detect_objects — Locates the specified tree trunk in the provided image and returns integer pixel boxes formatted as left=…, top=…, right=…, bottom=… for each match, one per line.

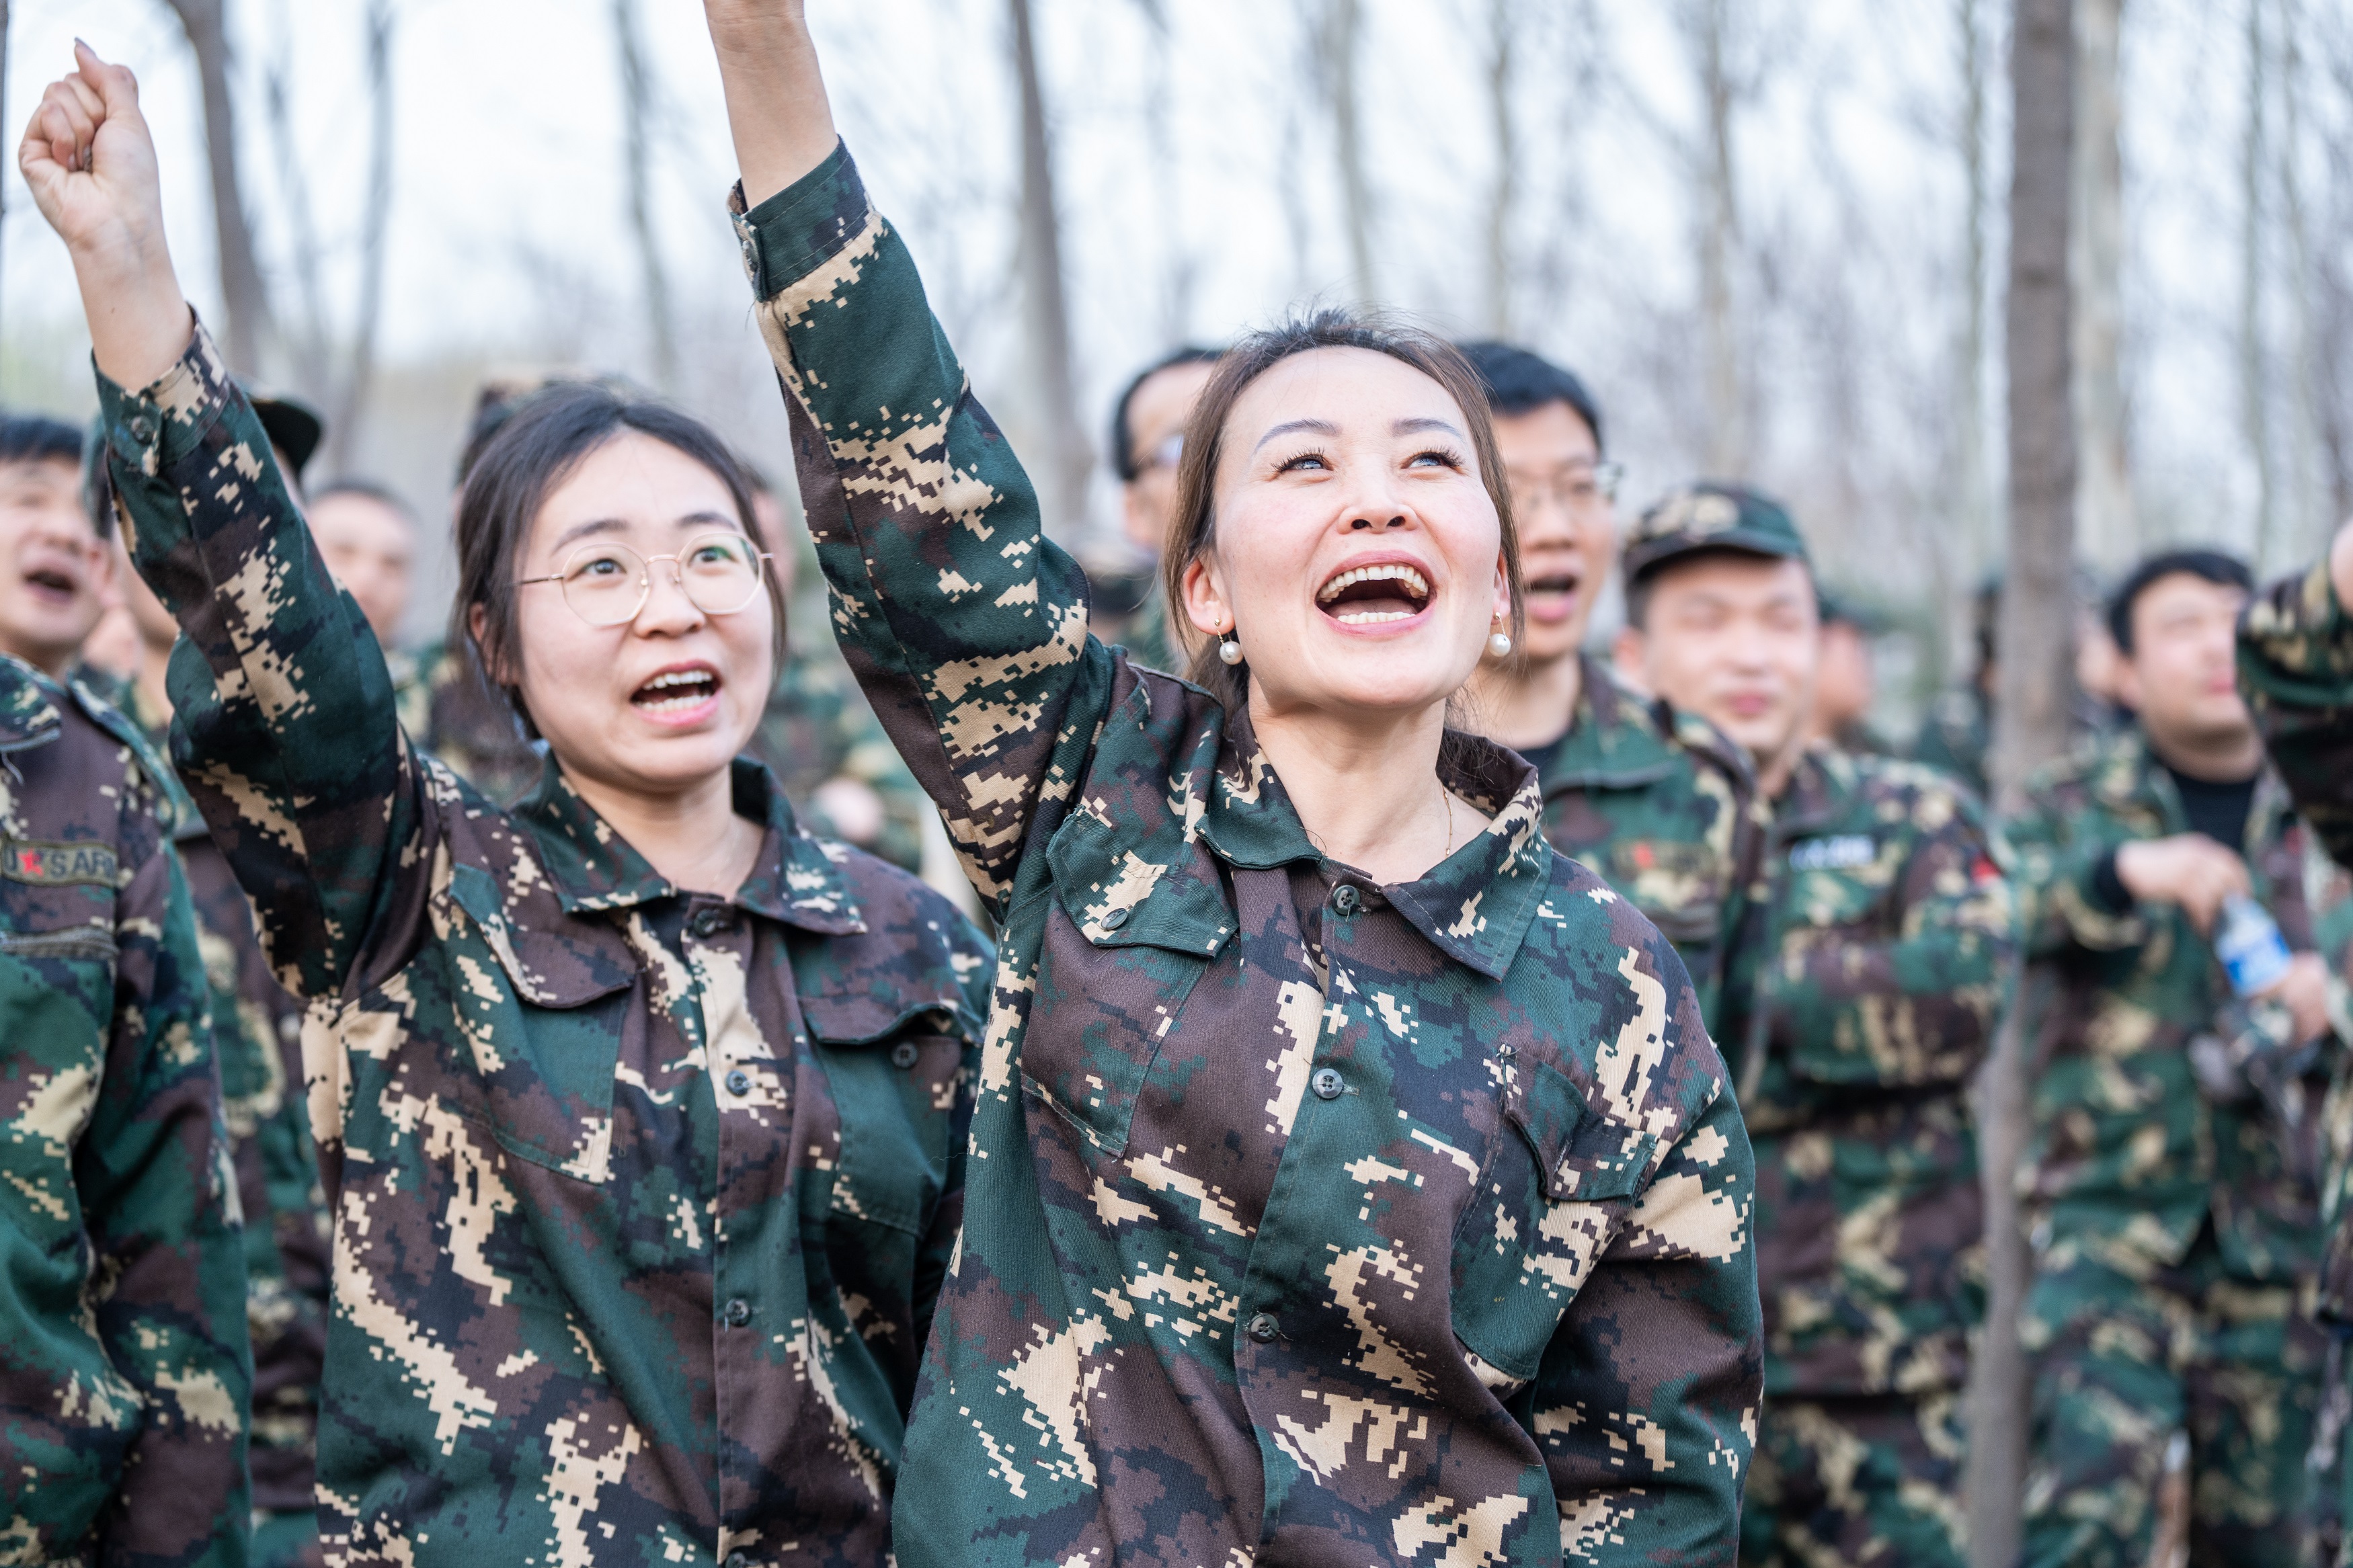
left=1483, top=0, right=1516, bottom=337
left=2244, top=0, right=2276, bottom=567
left=1970, top=2, right=2076, bottom=1563
left=161, top=0, right=274, bottom=377
left=1317, top=0, right=1377, bottom=306
left=0, top=0, right=12, bottom=354
left=2280, top=0, right=2321, bottom=569
left=1008, top=0, right=1093, bottom=539
left=614, top=0, right=676, bottom=391
left=1951, top=0, right=1993, bottom=671
left=261, top=0, right=328, bottom=399
left=1693, top=0, right=1745, bottom=477
left=2072, top=0, right=2132, bottom=575
left=327, top=0, right=397, bottom=476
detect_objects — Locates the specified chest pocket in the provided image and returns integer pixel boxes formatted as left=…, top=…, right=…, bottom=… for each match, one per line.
left=803, top=987, right=965, bottom=1236
left=1451, top=1054, right=1659, bottom=1385
left=1606, top=838, right=1727, bottom=946
left=1025, top=811, right=1231, bottom=1157
left=440, top=863, right=635, bottom=1181
left=0, top=921, right=117, bottom=1244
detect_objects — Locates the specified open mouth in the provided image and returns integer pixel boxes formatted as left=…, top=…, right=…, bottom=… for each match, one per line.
left=1524, top=570, right=1583, bottom=622
left=22, top=567, right=76, bottom=604
left=1315, top=562, right=1432, bottom=626
left=631, top=665, right=721, bottom=716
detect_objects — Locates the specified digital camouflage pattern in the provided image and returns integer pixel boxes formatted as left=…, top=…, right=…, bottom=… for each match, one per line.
left=108, top=675, right=331, bottom=1564
left=741, top=142, right=1763, bottom=1566
left=2007, top=723, right=2329, bottom=1567
left=1739, top=1392, right=1965, bottom=1568
left=1724, top=746, right=2013, bottom=1567
left=1526, top=651, right=1758, bottom=1029
left=100, top=322, right=994, bottom=1567
left=748, top=650, right=930, bottom=875
left=0, top=653, right=251, bottom=1566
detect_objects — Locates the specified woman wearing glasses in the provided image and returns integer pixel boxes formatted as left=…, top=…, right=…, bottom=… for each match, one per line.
left=707, top=7, right=1759, bottom=1565
left=26, top=44, right=988, bottom=1567
left=1453, top=342, right=1759, bottom=1028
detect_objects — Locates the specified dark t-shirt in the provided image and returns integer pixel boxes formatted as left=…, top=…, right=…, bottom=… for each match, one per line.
left=2089, top=761, right=2258, bottom=913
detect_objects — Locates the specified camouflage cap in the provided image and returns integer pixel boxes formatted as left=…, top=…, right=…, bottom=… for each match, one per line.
left=1623, top=481, right=1810, bottom=584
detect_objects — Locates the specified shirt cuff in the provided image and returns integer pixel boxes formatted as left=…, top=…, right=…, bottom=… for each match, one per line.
left=92, top=314, right=235, bottom=480
left=727, top=137, right=865, bottom=302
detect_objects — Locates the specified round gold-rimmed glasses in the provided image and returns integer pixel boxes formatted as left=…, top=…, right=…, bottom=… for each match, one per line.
left=516, top=532, right=774, bottom=626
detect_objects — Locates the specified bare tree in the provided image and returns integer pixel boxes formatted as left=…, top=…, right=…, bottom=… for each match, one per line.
left=2073, top=0, right=2133, bottom=574
left=160, top=0, right=276, bottom=376
left=1008, top=0, right=1093, bottom=538
left=1971, top=1, right=2077, bottom=1562
left=1482, top=0, right=1517, bottom=337
left=2280, top=0, right=2323, bottom=568
left=614, top=0, right=676, bottom=391
left=2243, top=0, right=2277, bottom=567
left=1952, top=0, right=1994, bottom=609
left=1131, top=0, right=1196, bottom=348
left=1312, top=0, right=1378, bottom=305
left=329, top=0, right=397, bottom=474
left=0, top=0, right=13, bottom=353
left=1683, top=0, right=1747, bottom=476
left=261, top=0, right=329, bottom=398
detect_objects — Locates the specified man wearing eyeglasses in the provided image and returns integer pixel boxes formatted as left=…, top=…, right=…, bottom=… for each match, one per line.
left=1459, top=341, right=1760, bottom=1026
left=1103, top=346, right=1220, bottom=673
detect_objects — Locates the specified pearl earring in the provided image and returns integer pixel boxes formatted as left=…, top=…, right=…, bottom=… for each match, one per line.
left=1488, top=630, right=1513, bottom=659
left=1218, top=634, right=1243, bottom=665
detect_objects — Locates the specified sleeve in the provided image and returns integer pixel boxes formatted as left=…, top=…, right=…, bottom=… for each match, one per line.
left=737, top=143, right=1114, bottom=921
left=82, top=841, right=252, bottom=1566
left=96, top=323, right=431, bottom=1000
left=1765, top=791, right=2019, bottom=1087
left=2002, top=780, right=2146, bottom=960
left=1531, top=1055, right=1759, bottom=1562
left=2239, top=560, right=2353, bottom=869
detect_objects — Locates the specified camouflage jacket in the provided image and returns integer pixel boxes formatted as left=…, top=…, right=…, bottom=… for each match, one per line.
left=0, top=654, right=252, bottom=1565
left=742, top=142, right=1761, bottom=1566
left=1911, top=686, right=1992, bottom=799
left=1727, top=746, right=2014, bottom=1398
left=101, top=324, right=994, bottom=1567
left=2237, top=561, right=2353, bottom=1319
left=1527, top=653, right=1758, bottom=1028
left=748, top=652, right=930, bottom=875
left=112, top=677, right=330, bottom=1518
left=2007, top=723, right=2325, bottom=1281
left=1117, top=589, right=1184, bottom=675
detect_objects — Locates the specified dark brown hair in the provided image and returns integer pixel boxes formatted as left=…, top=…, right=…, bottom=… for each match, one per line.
left=1157, top=308, right=1525, bottom=712
left=452, top=382, right=785, bottom=735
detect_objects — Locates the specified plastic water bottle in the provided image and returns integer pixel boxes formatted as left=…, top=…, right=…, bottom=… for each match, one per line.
left=2215, top=893, right=2294, bottom=997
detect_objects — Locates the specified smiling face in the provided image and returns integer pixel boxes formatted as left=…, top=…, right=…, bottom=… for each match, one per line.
left=1622, top=551, right=1820, bottom=783
left=310, top=489, right=416, bottom=645
left=1493, top=400, right=1612, bottom=664
left=487, top=431, right=775, bottom=802
left=1179, top=346, right=1511, bottom=724
left=0, top=456, right=112, bottom=673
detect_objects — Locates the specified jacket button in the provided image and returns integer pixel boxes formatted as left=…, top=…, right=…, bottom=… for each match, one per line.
left=1246, top=1313, right=1279, bottom=1343
left=1312, top=1067, right=1344, bottom=1100
left=724, top=1069, right=752, bottom=1097
left=129, top=415, right=155, bottom=442
left=691, top=907, right=733, bottom=938
left=891, top=1040, right=920, bottom=1069
left=1100, top=905, right=1131, bottom=931
left=723, top=1298, right=752, bottom=1327
left=725, top=1553, right=750, bottom=1568
left=1330, top=884, right=1360, bottom=916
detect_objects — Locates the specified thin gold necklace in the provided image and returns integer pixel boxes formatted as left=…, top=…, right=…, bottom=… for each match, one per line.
left=1441, top=784, right=1455, bottom=860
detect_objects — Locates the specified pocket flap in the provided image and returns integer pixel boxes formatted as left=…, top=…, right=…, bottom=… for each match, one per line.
left=1047, top=814, right=1234, bottom=960
left=1510, top=1059, right=1658, bottom=1203
left=447, top=861, right=635, bottom=1009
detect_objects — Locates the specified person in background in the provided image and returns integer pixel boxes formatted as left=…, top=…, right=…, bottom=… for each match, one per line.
left=1101, top=345, right=1219, bottom=670
left=0, top=412, right=251, bottom=1563
left=2010, top=548, right=2329, bottom=1566
left=87, top=436, right=332, bottom=1568
left=1808, top=591, right=1892, bottom=755
left=1616, top=482, right=2013, bottom=1568
left=32, top=36, right=995, bottom=1563
left=2236, top=516, right=2353, bottom=1564
left=742, top=467, right=932, bottom=873
left=1457, top=340, right=1759, bottom=1027
left=308, top=479, right=416, bottom=647
left=1916, top=571, right=2128, bottom=799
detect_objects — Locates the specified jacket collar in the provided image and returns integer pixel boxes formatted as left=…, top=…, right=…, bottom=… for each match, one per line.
left=1536, top=653, right=1755, bottom=796
left=2085, top=721, right=2293, bottom=847
left=511, top=753, right=865, bottom=934
left=1197, top=700, right=1553, bottom=981
left=0, top=655, right=62, bottom=754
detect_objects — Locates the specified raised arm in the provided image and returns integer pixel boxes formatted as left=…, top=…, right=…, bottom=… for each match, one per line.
left=2240, top=544, right=2353, bottom=869
left=24, top=46, right=426, bottom=999
left=709, top=9, right=1112, bottom=917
